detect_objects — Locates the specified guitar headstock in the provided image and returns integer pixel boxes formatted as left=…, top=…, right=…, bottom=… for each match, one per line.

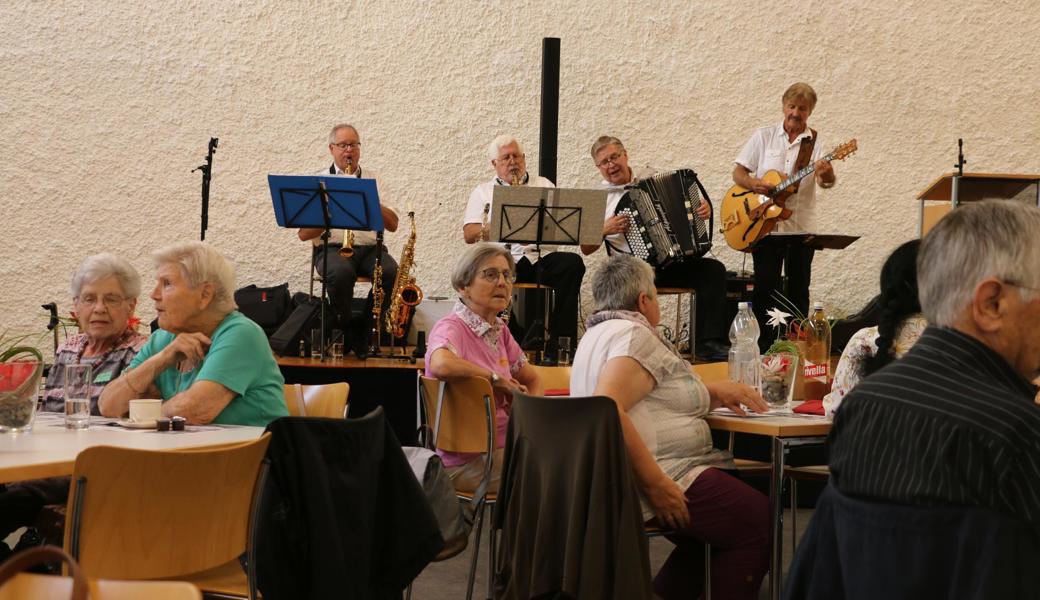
left=832, top=139, right=858, bottom=161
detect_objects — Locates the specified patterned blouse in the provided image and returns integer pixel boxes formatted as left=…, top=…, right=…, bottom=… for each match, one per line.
left=822, top=314, right=927, bottom=417
left=42, top=330, right=149, bottom=414
left=424, top=299, right=527, bottom=468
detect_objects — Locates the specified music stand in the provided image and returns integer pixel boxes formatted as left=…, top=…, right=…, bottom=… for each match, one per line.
left=489, top=186, right=605, bottom=359
left=755, top=232, right=859, bottom=252
left=269, top=173, right=384, bottom=359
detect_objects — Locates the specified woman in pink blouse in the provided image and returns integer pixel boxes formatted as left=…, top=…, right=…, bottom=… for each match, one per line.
left=425, top=243, right=542, bottom=493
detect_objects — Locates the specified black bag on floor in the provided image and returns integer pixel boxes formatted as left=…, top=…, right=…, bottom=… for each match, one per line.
left=235, top=283, right=293, bottom=337
left=269, top=293, right=335, bottom=356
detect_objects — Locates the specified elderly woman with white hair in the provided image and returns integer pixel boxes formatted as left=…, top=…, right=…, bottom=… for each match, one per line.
left=40, top=253, right=149, bottom=413
left=425, top=242, right=543, bottom=492
left=100, top=241, right=287, bottom=426
left=570, top=254, right=770, bottom=600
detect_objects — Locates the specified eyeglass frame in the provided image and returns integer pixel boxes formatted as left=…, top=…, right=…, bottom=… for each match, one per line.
left=331, top=142, right=361, bottom=151
left=75, top=294, right=128, bottom=309
left=478, top=267, right=517, bottom=284
left=1001, top=279, right=1040, bottom=295
left=595, top=150, right=626, bottom=169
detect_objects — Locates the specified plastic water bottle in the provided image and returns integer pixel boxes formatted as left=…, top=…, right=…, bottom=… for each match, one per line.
left=728, top=302, right=761, bottom=389
left=803, top=302, right=832, bottom=401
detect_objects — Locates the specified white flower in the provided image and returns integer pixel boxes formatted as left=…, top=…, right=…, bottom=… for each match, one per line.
left=766, top=308, right=792, bottom=328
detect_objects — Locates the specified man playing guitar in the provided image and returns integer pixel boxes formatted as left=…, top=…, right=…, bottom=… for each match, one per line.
left=732, top=82, right=838, bottom=349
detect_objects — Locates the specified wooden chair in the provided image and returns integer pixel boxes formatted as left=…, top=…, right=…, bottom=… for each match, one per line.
left=63, top=435, right=273, bottom=599
left=283, top=382, right=349, bottom=418
left=0, top=573, right=201, bottom=600
left=418, top=374, right=496, bottom=600
left=528, top=364, right=571, bottom=393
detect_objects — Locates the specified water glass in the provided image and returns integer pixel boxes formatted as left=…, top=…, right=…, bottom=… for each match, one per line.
left=557, top=336, right=572, bottom=367
left=64, top=364, right=93, bottom=429
left=310, top=329, right=324, bottom=359
left=330, top=329, right=345, bottom=359
left=759, top=352, right=799, bottom=410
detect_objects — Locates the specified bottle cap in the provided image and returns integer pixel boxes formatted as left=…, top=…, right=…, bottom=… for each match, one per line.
left=738, top=301, right=749, bottom=309
left=813, top=301, right=823, bottom=310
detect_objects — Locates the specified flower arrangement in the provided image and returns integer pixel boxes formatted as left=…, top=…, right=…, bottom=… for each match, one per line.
left=763, top=292, right=842, bottom=356
left=0, top=332, right=45, bottom=431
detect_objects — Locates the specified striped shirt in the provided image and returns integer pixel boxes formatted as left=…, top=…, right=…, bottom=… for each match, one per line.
left=42, top=330, right=149, bottom=414
left=828, top=326, right=1040, bottom=527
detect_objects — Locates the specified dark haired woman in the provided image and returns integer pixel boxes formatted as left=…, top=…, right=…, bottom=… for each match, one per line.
left=823, top=240, right=927, bottom=417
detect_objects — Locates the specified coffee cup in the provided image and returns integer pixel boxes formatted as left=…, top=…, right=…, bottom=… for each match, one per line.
left=129, top=399, right=163, bottom=423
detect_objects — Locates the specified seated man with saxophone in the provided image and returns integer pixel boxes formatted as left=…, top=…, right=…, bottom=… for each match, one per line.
left=582, top=135, right=731, bottom=361
left=298, top=123, right=399, bottom=357
left=462, top=135, right=585, bottom=361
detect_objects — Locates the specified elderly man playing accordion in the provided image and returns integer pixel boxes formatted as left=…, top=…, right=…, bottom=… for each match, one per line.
left=581, top=135, right=731, bottom=361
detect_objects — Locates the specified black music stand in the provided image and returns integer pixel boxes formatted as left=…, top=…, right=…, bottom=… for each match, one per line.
left=269, top=174, right=384, bottom=360
left=490, top=186, right=605, bottom=360
left=755, top=232, right=859, bottom=253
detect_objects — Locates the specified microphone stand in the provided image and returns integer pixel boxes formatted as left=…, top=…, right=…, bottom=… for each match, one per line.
left=192, top=137, right=218, bottom=241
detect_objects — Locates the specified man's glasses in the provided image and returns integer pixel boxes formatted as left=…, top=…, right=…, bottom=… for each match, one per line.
left=479, top=268, right=517, bottom=284
left=596, top=152, right=624, bottom=169
left=495, top=153, right=524, bottom=163
left=76, top=294, right=127, bottom=309
left=331, top=142, right=361, bottom=151
left=1001, top=279, right=1040, bottom=294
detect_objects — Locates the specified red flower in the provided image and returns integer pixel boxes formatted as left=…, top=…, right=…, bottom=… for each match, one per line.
left=127, top=316, right=142, bottom=330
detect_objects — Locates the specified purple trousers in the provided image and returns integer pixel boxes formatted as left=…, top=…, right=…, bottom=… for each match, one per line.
left=653, top=467, right=770, bottom=600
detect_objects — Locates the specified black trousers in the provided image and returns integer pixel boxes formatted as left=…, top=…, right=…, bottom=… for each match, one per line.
left=313, top=244, right=398, bottom=344
left=751, top=244, right=815, bottom=352
left=654, top=256, right=729, bottom=344
left=515, top=252, right=585, bottom=350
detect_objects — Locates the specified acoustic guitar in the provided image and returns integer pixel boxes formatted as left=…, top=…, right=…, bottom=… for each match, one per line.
left=720, top=139, right=857, bottom=252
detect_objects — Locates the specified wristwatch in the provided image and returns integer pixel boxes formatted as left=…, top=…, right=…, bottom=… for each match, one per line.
left=488, top=371, right=500, bottom=385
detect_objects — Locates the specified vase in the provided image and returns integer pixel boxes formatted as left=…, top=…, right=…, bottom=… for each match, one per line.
left=0, top=361, right=42, bottom=432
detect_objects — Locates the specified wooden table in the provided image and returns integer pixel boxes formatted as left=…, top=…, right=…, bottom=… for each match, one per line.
left=706, top=412, right=831, bottom=600
left=0, top=413, right=264, bottom=484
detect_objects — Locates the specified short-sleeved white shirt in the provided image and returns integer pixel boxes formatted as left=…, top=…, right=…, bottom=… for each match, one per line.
left=735, top=123, right=825, bottom=232
left=310, top=165, right=399, bottom=247
left=463, top=175, right=556, bottom=264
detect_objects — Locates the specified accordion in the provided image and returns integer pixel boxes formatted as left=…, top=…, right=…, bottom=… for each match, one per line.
left=613, top=169, right=713, bottom=268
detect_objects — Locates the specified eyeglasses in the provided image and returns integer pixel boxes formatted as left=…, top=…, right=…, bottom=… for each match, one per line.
left=331, top=142, right=361, bottom=151
left=76, top=294, right=127, bottom=309
left=1001, top=279, right=1040, bottom=294
left=495, top=153, right=524, bottom=163
left=596, top=152, right=625, bottom=169
left=479, top=268, right=517, bottom=284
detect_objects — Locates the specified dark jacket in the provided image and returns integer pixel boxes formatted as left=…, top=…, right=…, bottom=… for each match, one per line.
left=784, top=483, right=1040, bottom=600
left=255, top=409, right=444, bottom=600
left=493, top=393, right=652, bottom=600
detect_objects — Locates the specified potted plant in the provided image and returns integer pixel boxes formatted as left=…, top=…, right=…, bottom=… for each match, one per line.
left=0, top=333, right=45, bottom=432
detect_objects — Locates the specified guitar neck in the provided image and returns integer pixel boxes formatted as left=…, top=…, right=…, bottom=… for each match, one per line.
left=771, top=151, right=835, bottom=196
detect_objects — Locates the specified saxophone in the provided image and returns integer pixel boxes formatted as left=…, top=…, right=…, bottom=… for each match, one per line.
left=338, top=157, right=356, bottom=258
left=386, top=211, right=423, bottom=338
left=479, top=203, right=490, bottom=242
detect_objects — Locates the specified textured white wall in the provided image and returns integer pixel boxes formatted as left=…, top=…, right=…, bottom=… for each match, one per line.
left=2, top=0, right=1038, bottom=337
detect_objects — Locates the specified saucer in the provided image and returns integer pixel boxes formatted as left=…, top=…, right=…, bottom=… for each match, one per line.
left=117, top=419, right=157, bottom=429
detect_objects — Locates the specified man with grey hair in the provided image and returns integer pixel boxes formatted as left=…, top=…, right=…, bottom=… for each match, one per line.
left=584, top=135, right=731, bottom=361
left=828, top=200, right=1040, bottom=527
left=462, top=135, right=585, bottom=359
left=298, top=123, right=400, bottom=356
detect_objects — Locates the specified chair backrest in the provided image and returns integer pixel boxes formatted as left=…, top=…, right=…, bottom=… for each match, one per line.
left=494, top=392, right=652, bottom=599
left=283, top=382, right=349, bottom=418
left=528, top=365, right=571, bottom=392
left=0, top=573, right=202, bottom=600
left=64, top=434, right=272, bottom=580
left=418, top=375, right=495, bottom=454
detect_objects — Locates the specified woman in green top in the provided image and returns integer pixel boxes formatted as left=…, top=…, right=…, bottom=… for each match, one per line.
left=100, top=241, right=287, bottom=427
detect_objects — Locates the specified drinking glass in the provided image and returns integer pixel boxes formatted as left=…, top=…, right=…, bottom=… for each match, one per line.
left=310, top=329, right=324, bottom=359
left=64, top=364, right=93, bottom=429
left=557, top=336, right=572, bottom=367
left=330, top=329, right=345, bottom=359
left=759, top=353, right=799, bottom=410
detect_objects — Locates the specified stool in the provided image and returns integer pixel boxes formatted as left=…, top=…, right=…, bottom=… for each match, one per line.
left=657, top=287, right=697, bottom=358
left=512, top=283, right=554, bottom=357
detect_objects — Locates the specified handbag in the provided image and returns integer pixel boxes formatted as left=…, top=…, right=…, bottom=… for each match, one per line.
left=0, top=545, right=87, bottom=600
left=234, top=283, right=293, bottom=337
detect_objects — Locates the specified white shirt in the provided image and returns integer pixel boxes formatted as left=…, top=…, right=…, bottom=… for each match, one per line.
left=571, top=317, right=732, bottom=519
left=463, top=174, right=556, bottom=264
left=734, top=123, right=825, bottom=232
left=311, top=165, right=399, bottom=247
